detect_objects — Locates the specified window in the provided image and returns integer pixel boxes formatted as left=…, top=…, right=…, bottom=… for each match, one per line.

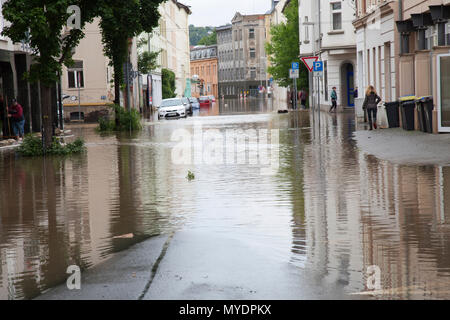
left=331, top=2, right=342, bottom=30
left=249, top=28, right=255, bottom=39
left=304, top=16, right=310, bottom=42
left=250, top=48, right=256, bottom=59
left=239, top=29, right=243, bottom=41
left=250, top=67, right=256, bottom=79
left=68, top=60, right=84, bottom=88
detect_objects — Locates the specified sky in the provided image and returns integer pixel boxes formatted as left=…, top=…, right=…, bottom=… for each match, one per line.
left=184, top=0, right=273, bottom=27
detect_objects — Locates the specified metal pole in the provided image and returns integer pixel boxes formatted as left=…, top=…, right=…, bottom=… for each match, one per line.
left=58, top=72, right=64, bottom=129
left=77, top=72, right=81, bottom=121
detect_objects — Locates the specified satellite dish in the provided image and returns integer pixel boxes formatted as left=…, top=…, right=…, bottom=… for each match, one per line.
left=71, top=96, right=77, bottom=101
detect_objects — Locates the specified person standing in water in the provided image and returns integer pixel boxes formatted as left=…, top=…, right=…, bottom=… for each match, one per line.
left=362, top=85, right=382, bottom=130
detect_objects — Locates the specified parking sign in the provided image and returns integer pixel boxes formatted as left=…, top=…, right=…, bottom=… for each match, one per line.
left=291, top=62, right=299, bottom=70
left=313, top=61, right=323, bottom=72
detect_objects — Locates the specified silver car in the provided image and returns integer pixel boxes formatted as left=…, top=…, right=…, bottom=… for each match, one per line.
left=158, top=98, right=187, bottom=119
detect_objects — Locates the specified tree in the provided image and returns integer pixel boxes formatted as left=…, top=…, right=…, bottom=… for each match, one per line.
left=138, top=51, right=160, bottom=74
left=189, top=25, right=214, bottom=46
left=98, top=0, right=164, bottom=108
left=197, top=30, right=217, bottom=46
left=161, top=68, right=176, bottom=99
left=265, top=0, right=308, bottom=89
left=2, top=0, right=99, bottom=149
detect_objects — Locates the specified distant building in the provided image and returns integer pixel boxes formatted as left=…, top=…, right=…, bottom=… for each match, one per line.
left=190, top=45, right=218, bottom=98
left=217, top=11, right=271, bottom=98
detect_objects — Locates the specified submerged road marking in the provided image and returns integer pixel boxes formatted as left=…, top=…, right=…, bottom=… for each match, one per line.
left=138, top=232, right=175, bottom=300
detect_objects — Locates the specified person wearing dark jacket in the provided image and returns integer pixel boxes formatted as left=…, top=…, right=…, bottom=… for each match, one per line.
left=7, top=99, right=25, bottom=140
left=362, top=85, right=382, bottom=130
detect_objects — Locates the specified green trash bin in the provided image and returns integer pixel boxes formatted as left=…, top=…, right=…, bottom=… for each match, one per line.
left=399, top=96, right=417, bottom=131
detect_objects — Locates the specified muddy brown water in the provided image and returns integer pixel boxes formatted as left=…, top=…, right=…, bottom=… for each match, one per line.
left=1, top=99, right=450, bottom=299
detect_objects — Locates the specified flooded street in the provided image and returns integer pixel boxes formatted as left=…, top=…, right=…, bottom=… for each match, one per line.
left=1, top=99, right=450, bottom=299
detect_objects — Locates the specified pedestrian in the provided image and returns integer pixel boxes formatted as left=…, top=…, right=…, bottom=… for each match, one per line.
left=329, top=87, right=338, bottom=113
left=354, top=87, right=358, bottom=99
left=7, top=98, right=25, bottom=140
left=299, top=88, right=307, bottom=109
left=362, top=85, right=382, bottom=130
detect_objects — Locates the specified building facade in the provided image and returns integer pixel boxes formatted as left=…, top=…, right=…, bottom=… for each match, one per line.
left=299, top=0, right=357, bottom=111
left=266, top=0, right=289, bottom=108
left=0, top=3, right=45, bottom=136
left=190, top=45, right=218, bottom=98
left=353, top=0, right=399, bottom=124
left=395, top=0, right=450, bottom=133
left=61, top=18, right=142, bottom=122
left=217, top=12, right=270, bottom=98
left=142, top=0, right=191, bottom=106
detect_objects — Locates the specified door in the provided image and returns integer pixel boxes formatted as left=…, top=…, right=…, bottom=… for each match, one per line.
left=347, top=65, right=355, bottom=107
left=438, top=54, right=450, bottom=132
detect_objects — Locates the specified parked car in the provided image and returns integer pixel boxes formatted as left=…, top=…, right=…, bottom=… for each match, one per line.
left=208, top=95, right=216, bottom=102
left=181, top=97, right=193, bottom=115
left=158, top=98, right=187, bottom=119
left=199, top=96, right=211, bottom=107
left=189, top=97, right=200, bottom=109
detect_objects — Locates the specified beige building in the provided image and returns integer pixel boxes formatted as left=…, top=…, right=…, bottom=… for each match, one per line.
left=217, top=11, right=271, bottom=98
left=396, top=0, right=450, bottom=133
left=61, top=19, right=140, bottom=122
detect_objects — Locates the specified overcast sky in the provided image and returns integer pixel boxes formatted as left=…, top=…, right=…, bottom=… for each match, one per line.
left=184, top=0, right=272, bottom=27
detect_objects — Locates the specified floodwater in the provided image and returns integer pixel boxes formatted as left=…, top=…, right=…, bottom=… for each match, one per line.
left=1, top=99, right=450, bottom=300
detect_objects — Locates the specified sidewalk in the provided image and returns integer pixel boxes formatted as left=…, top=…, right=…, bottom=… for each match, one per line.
left=36, top=230, right=355, bottom=300
left=354, top=128, right=450, bottom=166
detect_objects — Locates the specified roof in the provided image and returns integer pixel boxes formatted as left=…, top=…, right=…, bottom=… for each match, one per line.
left=216, top=24, right=232, bottom=31
left=172, top=0, right=192, bottom=15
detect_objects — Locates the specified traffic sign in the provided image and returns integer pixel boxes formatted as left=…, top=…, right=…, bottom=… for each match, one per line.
left=291, top=62, right=300, bottom=70
left=289, top=69, right=299, bottom=79
left=301, top=56, right=319, bottom=72
left=313, top=61, right=323, bottom=72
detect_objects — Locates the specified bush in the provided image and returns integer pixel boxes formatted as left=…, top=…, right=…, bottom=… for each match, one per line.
left=97, top=104, right=142, bottom=132
left=17, top=135, right=86, bottom=157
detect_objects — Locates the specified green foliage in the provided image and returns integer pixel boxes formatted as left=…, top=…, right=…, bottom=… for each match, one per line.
left=162, top=68, right=176, bottom=99
left=97, top=104, right=142, bottom=132
left=265, top=0, right=308, bottom=89
left=198, top=29, right=217, bottom=46
left=187, top=170, right=195, bottom=181
left=138, top=50, right=160, bottom=74
left=189, top=25, right=215, bottom=46
left=17, top=135, right=86, bottom=157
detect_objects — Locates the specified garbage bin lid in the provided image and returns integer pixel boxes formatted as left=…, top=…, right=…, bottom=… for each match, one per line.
left=399, top=95, right=417, bottom=102
left=417, top=96, right=433, bottom=101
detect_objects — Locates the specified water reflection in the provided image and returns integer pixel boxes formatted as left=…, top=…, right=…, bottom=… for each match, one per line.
left=1, top=100, right=450, bottom=299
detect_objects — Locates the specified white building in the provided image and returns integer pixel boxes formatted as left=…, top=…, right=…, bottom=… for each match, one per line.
left=299, top=0, right=357, bottom=111
left=266, top=0, right=289, bottom=107
left=353, top=1, right=398, bottom=124
left=140, top=0, right=191, bottom=107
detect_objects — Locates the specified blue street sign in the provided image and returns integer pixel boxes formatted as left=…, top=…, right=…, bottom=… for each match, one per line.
left=291, top=62, right=299, bottom=70
left=313, top=61, right=323, bottom=72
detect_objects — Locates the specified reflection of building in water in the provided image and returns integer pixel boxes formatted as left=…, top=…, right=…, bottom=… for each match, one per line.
left=302, top=114, right=364, bottom=292
left=0, top=139, right=121, bottom=299
left=359, top=163, right=450, bottom=298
